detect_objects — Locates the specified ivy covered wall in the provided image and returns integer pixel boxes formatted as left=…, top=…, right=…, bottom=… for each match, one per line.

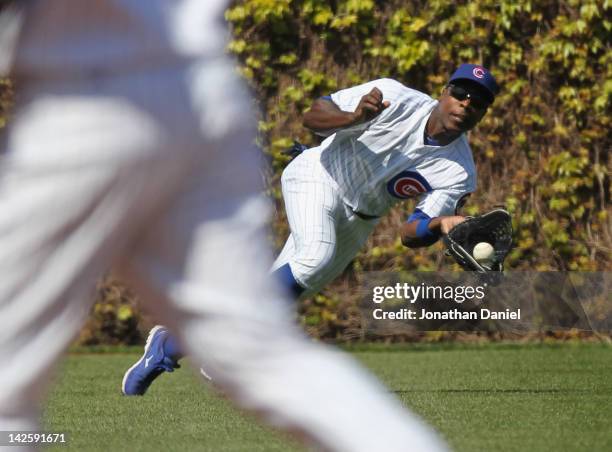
left=1, top=1, right=609, bottom=342
left=220, top=0, right=610, bottom=339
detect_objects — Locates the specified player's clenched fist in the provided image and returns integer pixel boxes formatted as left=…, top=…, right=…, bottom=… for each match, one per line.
left=351, top=87, right=390, bottom=124
left=303, top=86, right=392, bottom=135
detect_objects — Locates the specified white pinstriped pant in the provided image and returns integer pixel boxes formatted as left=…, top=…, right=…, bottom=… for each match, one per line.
left=272, top=151, right=379, bottom=295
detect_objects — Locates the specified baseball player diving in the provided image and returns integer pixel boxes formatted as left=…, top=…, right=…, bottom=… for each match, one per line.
left=122, top=63, right=500, bottom=396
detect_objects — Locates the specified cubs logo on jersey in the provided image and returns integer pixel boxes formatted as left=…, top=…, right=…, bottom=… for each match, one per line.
left=386, top=170, right=432, bottom=199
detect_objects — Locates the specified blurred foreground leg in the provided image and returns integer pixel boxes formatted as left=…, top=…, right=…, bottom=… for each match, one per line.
left=122, top=98, right=449, bottom=451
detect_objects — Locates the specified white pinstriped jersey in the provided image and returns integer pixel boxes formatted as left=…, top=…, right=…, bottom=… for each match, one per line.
left=307, top=78, right=477, bottom=218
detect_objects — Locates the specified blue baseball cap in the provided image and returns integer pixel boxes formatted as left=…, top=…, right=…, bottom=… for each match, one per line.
left=449, top=64, right=499, bottom=103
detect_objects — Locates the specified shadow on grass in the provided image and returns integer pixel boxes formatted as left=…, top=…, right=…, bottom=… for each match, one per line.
left=393, top=388, right=605, bottom=394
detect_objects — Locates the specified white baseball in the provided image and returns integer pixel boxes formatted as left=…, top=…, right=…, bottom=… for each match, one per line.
left=473, top=242, right=494, bottom=262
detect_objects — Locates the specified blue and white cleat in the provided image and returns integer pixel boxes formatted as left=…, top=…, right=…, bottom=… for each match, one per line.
left=121, top=325, right=180, bottom=396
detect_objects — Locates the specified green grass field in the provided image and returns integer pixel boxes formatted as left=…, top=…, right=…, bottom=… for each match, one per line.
left=43, top=343, right=612, bottom=452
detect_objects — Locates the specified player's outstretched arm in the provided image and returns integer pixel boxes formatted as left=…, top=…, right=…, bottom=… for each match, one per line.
left=303, top=87, right=390, bottom=135
left=401, top=215, right=465, bottom=248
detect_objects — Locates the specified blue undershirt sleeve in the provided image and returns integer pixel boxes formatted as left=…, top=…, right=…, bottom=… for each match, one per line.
left=406, top=209, right=441, bottom=246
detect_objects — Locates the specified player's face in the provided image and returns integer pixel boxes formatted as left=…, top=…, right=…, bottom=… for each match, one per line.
left=439, top=81, right=490, bottom=132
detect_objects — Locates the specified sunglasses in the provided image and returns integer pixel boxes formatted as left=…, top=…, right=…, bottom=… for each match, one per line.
left=448, top=84, right=491, bottom=110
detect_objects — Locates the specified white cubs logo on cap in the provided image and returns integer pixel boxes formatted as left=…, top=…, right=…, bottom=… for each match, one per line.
left=387, top=170, right=432, bottom=199
left=473, top=67, right=485, bottom=78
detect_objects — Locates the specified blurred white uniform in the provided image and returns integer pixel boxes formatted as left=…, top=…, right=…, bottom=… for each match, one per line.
left=0, top=1, right=448, bottom=452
